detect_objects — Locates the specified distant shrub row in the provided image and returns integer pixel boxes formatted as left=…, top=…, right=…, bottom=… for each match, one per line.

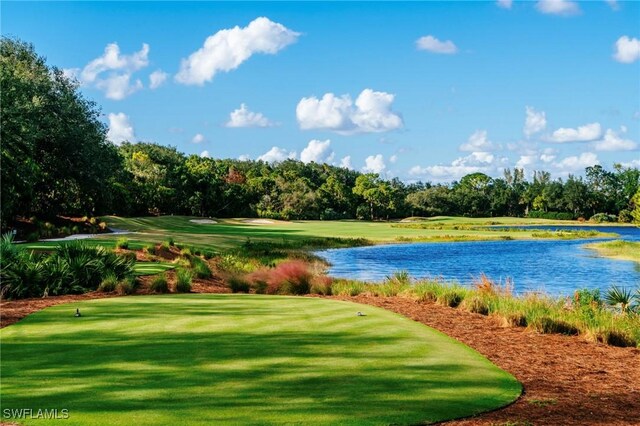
left=527, top=211, right=575, bottom=220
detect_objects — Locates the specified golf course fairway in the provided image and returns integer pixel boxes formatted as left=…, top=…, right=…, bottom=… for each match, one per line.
left=0, top=295, right=521, bottom=425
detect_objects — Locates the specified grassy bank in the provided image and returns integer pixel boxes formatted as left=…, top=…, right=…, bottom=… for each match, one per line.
left=327, top=274, right=640, bottom=348
left=38, top=215, right=616, bottom=253
left=0, top=295, right=520, bottom=425
left=584, top=240, right=640, bottom=263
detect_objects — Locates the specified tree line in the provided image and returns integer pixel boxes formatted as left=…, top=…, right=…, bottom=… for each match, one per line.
left=2, top=36, right=639, bottom=231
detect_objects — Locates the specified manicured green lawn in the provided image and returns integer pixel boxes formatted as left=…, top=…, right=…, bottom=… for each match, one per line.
left=0, top=295, right=520, bottom=425
left=95, top=215, right=617, bottom=252
left=132, top=262, right=175, bottom=276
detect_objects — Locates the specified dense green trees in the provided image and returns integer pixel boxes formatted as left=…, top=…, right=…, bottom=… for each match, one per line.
left=2, top=36, right=638, bottom=230
left=1, top=37, right=120, bottom=228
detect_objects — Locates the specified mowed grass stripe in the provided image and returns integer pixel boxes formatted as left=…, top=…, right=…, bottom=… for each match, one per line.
left=0, top=294, right=520, bottom=425
left=132, top=263, right=175, bottom=276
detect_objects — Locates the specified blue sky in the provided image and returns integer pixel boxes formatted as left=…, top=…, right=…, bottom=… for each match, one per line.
left=3, top=1, right=639, bottom=181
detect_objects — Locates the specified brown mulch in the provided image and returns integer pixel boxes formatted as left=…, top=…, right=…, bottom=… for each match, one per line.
left=328, top=294, right=640, bottom=426
left=2, top=289, right=639, bottom=425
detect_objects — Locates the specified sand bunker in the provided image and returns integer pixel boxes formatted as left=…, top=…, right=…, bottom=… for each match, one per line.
left=190, top=219, right=217, bottom=224
left=243, top=219, right=275, bottom=224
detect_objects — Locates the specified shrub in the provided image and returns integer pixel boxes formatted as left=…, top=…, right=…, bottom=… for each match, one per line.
left=26, top=232, right=40, bottom=242
left=530, top=316, right=579, bottom=335
left=618, top=209, right=632, bottom=223
left=115, top=238, right=129, bottom=249
left=461, top=295, right=490, bottom=315
left=144, top=244, right=156, bottom=255
left=98, top=273, right=118, bottom=292
left=150, top=273, right=169, bottom=293
left=168, top=237, right=175, bottom=246
left=175, top=269, right=193, bottom=293
left=227, top=275, right=251, bottom=293
left=310, top=276, right=333, bottom=295
left=437, top=287, right=466, bottom=308
left=160, top=240, right=171, bottom=250
left=411, top=281, right=441, bottom=302
left=331, top=280, right=366, bottom=296
left=180, top=247, right=192, bottom=257
left=203, top=250, right=215, bottom=260
left=115, top=278, right=135, bottom=295
left=118, top=251, right=137, bottom=262
left=98, top=221, right=108, bottom=231
left=590, top=213, right=617, bottom=223
left=190, top=256, right=212, bottom=279
left=605, top=285, right=634, bottom=313
left=270, top=260, right=313, bottom=295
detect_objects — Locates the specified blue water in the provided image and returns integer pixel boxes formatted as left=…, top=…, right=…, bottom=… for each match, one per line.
left=317, top=226, right=640, bottom=296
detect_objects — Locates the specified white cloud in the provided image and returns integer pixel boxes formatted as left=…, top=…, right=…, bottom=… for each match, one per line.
left=238, top=154, right=251, bottom=161
left=300, top=139, right=334, bottom=164
left=535, top=0, right=581, bottom=16
left=362, top=154, right=386, bottom=174
left=225, top=104, right=274, bottom=128
left=106, top=112, right=135, bottom=145
left=95, top=74, right=143, bottom=100
left=515, top=155, right=537, bottom=170
left=460, top=130, right=496, bottom=151
left=613, top=36, right=640, bottom=64
left=620, top=159, right=640, bottom=168
left=192, top=133, right=206, bottom=144
left=296, top=89, right=403, bottom=135
left=496, top=0, right=513, bottom=9
left=548, top=122, right=602, bottom=143
left=68, top=43, right=149, bottom=100
left=553, top=152, right=599, bottom=173
left=540, top=154, right=556, bottom=163
left=524, top=106, right=547, bottom=138
left=149, top=70, right=168, bottom=89
left=389, top=154, right=398, bottom=164
left=200, top=150, right=210, bottom=158
left=409, top=151, right=506, bottom=181
left=606, top=0, right=620, bottom=11
left=415, top=35, right=458, bottom=54
left=593, top=128, right=638, bottom=151
left=340, top=156, right=353, bottom=170
left=257, top=146, right=296, bottom=163
left=175, top=17, right=299, bottom=85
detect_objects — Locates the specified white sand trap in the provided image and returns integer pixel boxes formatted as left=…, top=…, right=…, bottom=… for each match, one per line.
left=243, top=219, right=275, bottom=224
left=190, top=219, right=218, bottom=224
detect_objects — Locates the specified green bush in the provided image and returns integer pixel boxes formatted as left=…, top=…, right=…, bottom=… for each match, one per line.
left=461, top=295, right=490, bottom=315
left=150, top=274, right=169, bottom=294
left=618, top=209, right=632, bottom=223
left=528, top=211, right=574, bottom=220
left=26, top=232, right=40, bottom=242
left=160, top=240, right=171, bottom=250
left=116, top=279, right=135, bottom=295
left=190, top=256, right=212, bottom=279
left=175, top=269, right=193, bottom=293
left=144, top=243, right=156, bottom=255
left=227, top=276, right=251, bottom=293
left=115, top=237, right=129, bottom=249
left=590, top=212, right=617, bottom=223
left=98, top=273, right=118, bottom=292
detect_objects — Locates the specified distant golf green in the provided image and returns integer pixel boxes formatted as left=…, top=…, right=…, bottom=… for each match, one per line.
left=132, top=262, right=175, bottom=276
left=1, top=295, right=520, bottom=425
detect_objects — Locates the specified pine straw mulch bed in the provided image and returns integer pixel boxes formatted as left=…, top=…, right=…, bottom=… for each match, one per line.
left=326, top=294, right=640, bottom=426
left=1, top=290, right=639, bottom=425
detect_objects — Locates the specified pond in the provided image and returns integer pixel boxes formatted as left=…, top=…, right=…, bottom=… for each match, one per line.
left=316, top=225, right=640, bottom=297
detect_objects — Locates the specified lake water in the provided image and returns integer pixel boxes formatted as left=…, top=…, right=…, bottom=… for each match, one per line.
left=316, top=225, right=640, bottom=297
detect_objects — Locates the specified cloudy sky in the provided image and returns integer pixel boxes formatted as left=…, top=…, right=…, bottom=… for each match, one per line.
left=3, top=1, right=639, bottom=181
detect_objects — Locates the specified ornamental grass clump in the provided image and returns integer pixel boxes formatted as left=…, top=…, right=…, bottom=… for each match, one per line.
left=175, top=269, right=193, bottom=293
left=150, top=273, right=169, bottom=294
left=330, top=280, right=367, bottom=296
